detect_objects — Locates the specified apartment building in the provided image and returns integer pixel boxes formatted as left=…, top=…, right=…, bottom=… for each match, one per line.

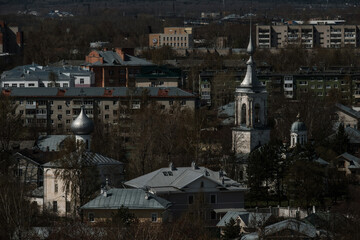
left=3, top=87, right=196, bottom=134
left=256, top=24, right=360, bottom=49
left=0, top=21, right=23, bottom=54
left=1, top=64, right=94, bottom=88
left=149, top=27, right=193, bottom=49
left=198, top=66, right=360, bottom=105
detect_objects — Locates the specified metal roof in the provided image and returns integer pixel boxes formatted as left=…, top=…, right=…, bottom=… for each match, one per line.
left=86, top=50, right=153, bottom=67
left=337, top=152, right=360, bottom=169
left=336, top=103, right=360, bottom=119
left=4, top=87, right=195, bottom=98
left=125, top=163, right=246, bottom=193
left=1, top=64, right=92, bottom=82
left=81, top=188, right=171, bottom=210
left=36, top=135, right=68, bottom=152
left=241, top=219, right=317, bottom=240
left=43, top=151, right=123, bottom=168
left=216, top=211, right=272, bottom=228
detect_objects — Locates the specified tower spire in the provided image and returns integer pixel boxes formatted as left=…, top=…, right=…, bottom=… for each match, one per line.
left=238, top=18, right=262, bottom=92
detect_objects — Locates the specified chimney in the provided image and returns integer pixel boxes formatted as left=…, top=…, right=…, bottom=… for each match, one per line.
left=191, top=161, right=197, bottom=170
left=169, top=162, right=175, bottom=171
left=145, top=192, right=150, bottom=200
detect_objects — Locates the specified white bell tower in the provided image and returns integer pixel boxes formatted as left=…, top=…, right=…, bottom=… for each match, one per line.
left=232, top=26, right=270, bottom=154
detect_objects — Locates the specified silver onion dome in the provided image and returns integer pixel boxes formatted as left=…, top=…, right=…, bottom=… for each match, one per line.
left=71, top=106, right=94, bottom=135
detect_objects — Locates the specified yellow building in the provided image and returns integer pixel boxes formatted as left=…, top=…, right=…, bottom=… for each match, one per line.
left=149, top=27, right=193, bottom=49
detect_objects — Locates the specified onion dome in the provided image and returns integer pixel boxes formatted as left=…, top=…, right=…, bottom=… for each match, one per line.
left=71, top=106, right=94, bottom=135
left=291, top=113, right=307, bottom=132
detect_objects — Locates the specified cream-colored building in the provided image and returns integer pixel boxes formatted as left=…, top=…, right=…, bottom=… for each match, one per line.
left=257, top=24, right=359, bottom=49
left=42, top=109, right=124, bottom=216
left=149, top=27, right=193, bottom=49
left=336, top=103, right=360, bottom=129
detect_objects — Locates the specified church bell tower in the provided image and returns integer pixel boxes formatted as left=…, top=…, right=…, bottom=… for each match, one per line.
left=232, top=27, right=270, bottom=154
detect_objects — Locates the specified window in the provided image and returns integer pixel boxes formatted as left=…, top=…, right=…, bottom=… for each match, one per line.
left=210, top=194, right=217, bottom=204
left=58, top=105, right=62, bottom=110
left=188, top=195, right=194, bottom=204
left=66, top=119, right=70, bottom=124
left=169, top=100, right=174, bottom=105
left=50, top=101, right=54, bottom=105
left=66, top=110, right=70, bottom=115
left=54, top=180, right=58, bottom=193
left=151, top=213, right=158, bottom=222
left=89, top=213, right=95, bottom=222
left=4, top=84, right=9, bottom=87
left=80, top=78, right=84, bottom=84
left=180, top=100, right=186, bottom=106
left=113, top=100, right=117, bottom=105
left=19, top=110, right=24, bottom=114
left=53, top=201, right=57, bottom=212
left=20, top=83, right=25, bottom=87
left=210, top=211, right=217, bottom=220
left=12, top=84, right=17, bottom=87
left=105, top=105, right=109, bottom=110
left=105, top=114, right=109, bottom=119
left=113, top=110, right=117, bottom=115
left=63, top=83, right=68, bottom=87
left=58, top=114, right=62, bottom=120
left=66, top=201, right=71, bottom=212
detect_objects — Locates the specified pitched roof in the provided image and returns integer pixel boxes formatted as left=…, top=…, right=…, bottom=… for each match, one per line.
left=81, top=188, right=171, bottom=210
left=86, top=50, right=153, bottom=67
left=36, top=135, right=68, bottom=152
left=125, top=164, right=246, bottom=193
left=241, top=219, right=317, bottom=240
left=216, top=211, right=272, bottom=228
left=43, top=151, right=123, bottom=168
left=337, top=152, right=360, bottom=169
left=1, top=64, right=92, bottom=82
left=336, top=103, right=360, bottom=119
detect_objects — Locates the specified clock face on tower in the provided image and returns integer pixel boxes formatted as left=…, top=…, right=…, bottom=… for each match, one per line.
left=153, top=38, right=158, bottom=44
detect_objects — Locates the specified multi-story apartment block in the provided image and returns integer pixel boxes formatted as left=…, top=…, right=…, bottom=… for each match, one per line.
left=149, top=27, right=193, bottom=49
left=198, top=66, right=360, bottom=106
left=1, top=64, right=94, bottom=88
left=0, top=21, right=23, bottom=54
left=256, top=24, right=360, bottom=49
left=3, top=87, right=196, bottom=134
left=84, top=48, right=154, bottom=87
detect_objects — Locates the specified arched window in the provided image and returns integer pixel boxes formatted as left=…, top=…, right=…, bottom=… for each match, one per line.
left=241, top=104, right=246, bottom=125
left=255, top=103, right=261, bottom=124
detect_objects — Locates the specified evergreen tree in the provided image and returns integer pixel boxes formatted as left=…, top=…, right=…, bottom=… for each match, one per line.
left=222, top=218, right=240, bottom=240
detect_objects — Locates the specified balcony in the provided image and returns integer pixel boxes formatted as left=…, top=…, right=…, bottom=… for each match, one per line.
left=25, top=103, right=36, bottom=109
left=36, top=114, right=47, bottom=119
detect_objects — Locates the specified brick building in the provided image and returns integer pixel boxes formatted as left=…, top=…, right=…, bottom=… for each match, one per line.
left=0, top=21, right=23, bottom=54
left=84, top=48, right=154, bottom=87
